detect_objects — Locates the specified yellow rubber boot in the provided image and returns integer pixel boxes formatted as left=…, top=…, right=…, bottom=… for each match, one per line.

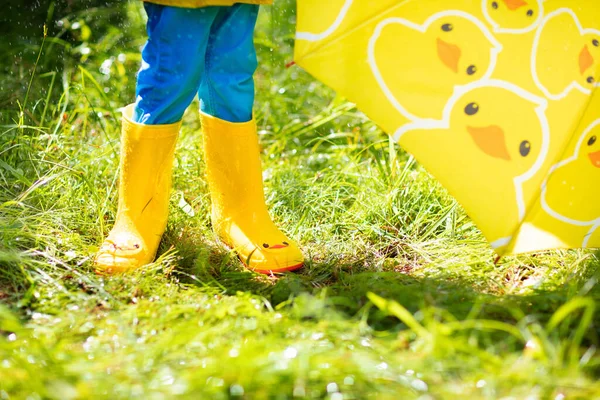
left=94, top=105, right=180, bottom=274
left=201, top=112, right=304, bottom=274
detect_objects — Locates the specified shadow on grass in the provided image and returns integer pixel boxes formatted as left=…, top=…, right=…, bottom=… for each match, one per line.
left=164, top=222, right=600, bottom=342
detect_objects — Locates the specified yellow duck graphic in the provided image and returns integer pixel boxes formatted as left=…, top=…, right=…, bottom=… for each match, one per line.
left=532, top=8, right=600, bottom=100
left=397, top=80, right=549, bottom=249
left=483, top=0, right=545, bottom=33
left=369, top=10, right=502, bottom=121
left=542, top=119, right=600, bottom=246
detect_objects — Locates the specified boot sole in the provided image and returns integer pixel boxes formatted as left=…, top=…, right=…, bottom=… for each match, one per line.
left=217, top=238, right=304, bottom=275
left=251, top=262, right=304, bottom=275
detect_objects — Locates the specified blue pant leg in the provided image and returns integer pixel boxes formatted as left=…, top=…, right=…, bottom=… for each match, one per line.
left=134, top=4, right=220, bottom=125
left=198, top=4, right=259, bottom=123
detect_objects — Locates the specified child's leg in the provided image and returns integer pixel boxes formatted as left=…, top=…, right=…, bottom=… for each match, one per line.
left=198, top=4, right=258, bottom=123
left=134, top=4, right=220, bottom=124
left=198, top=4, right=304, bottom=273
left=95, top=5, right=220, bottom=273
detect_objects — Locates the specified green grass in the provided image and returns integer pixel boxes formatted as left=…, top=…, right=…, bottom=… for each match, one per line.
left=1, top=1, right=600, bottom=398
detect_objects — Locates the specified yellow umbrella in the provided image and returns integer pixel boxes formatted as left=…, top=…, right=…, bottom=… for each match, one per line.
left=293, top=0, right=600, bottom=256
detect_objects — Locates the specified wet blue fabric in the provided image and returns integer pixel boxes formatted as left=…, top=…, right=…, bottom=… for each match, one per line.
left=134, top=3, right=259, bottom=125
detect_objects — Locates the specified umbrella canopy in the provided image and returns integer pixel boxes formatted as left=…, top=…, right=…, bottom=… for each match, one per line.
left=294, top=0, right=600, bottom=256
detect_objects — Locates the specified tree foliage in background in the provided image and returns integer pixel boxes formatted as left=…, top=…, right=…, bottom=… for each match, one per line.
left=0, top=0, right=131, bottom=116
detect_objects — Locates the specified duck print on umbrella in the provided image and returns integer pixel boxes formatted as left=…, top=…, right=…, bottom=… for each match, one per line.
left=369, top=11, right=502, bottom=122
left=532, top=8, right=600, bottom=100
left=542, top=119, right=600, bottom=247
left=397, top=81, right=550, bottom=250
left=483, top=0, right=544, bottom=34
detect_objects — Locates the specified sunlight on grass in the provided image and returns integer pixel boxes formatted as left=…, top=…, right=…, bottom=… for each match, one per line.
left=1, top=1, right=599, bottom=399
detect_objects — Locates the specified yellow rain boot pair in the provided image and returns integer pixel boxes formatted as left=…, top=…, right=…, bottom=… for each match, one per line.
left=94, top=105, right=180, bottom=274
left=201, top=112, right=304, bottom=274
left=95, top=105, right=304, bottom=274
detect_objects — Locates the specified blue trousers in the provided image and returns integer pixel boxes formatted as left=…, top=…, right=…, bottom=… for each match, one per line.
left=134, top=4, right=259, bottom=125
